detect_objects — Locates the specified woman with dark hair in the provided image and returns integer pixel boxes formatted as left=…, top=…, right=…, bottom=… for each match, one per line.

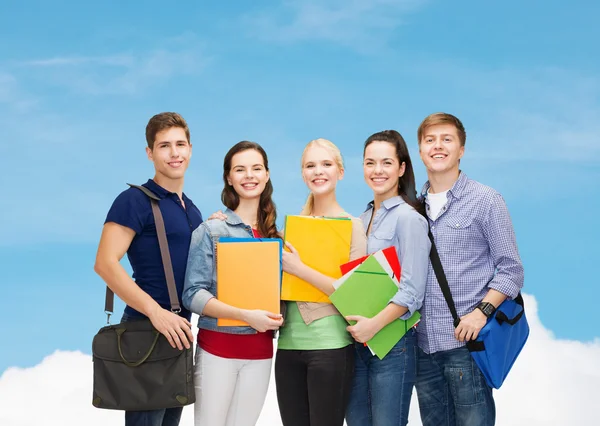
left=345, top=130, right=431, bottom=426
left=183, top=141, right=283, bottom=426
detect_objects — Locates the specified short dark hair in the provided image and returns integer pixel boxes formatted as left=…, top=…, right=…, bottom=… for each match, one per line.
left=145, top=112, right=190, bottom=149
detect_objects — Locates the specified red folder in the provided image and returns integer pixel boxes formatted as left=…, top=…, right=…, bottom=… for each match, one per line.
left=340, top=246, right=401, bottom=283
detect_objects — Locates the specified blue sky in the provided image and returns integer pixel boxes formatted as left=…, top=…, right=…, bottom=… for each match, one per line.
left=1, top=0, right=598, bottom=373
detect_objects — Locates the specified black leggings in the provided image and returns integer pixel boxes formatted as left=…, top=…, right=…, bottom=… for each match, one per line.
left=275, top=345, right=355, bottom=426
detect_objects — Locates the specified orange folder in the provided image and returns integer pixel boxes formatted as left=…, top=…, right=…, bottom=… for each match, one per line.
left=216, top=238, right=281, bottom=326
left=282, top=216, right=352, bottom=304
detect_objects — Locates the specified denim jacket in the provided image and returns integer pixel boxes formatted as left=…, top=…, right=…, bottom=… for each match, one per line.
left=182, top=208, right=259, bottom=335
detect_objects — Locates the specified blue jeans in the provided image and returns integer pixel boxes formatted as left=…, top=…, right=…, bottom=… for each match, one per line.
left=416, top=346, right=495, bottom=426
left=346, top=329, right=417, bottom=426
left=125, top=408, right=183, bottom=426
left=120, top=313, right=183, bottom=426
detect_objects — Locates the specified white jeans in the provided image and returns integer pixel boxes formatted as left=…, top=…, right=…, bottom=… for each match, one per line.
left=193, top=347, right=272, bottom=426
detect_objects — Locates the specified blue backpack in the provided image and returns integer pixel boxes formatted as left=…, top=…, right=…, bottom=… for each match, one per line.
left=428, top=231, right=529, bottom=389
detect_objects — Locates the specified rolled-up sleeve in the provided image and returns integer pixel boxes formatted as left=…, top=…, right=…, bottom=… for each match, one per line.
left=484, top=193, right=524, bottom=299
left=390, top=212, right=431, bottom=319
left=183, top=223, right=215, bottom=315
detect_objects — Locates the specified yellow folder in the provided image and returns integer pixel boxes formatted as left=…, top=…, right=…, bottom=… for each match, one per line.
left=282, top=216, right=352, bottom=303
left=216, top=238, right=281, bottom=326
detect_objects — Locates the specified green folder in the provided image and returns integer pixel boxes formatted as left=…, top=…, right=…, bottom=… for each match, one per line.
left=329, top=255, right=421, bottom=360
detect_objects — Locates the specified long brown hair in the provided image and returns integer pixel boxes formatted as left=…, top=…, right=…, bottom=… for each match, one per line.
left=364, top=130, right=424, bottom=215
left=221, top=141, right=279, bottom=239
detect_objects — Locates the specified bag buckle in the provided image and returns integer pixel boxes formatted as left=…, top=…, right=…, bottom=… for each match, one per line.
left=105, top=310, right=112, bottom=325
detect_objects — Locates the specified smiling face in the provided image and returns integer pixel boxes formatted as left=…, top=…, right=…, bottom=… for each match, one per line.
left=146, top=127, right=191, bottom=181
left=419, top=123, right=464, bottom=176
left=301, top=144, right=344, bottom=196
left=226, top=149, right=270, bottom=201
left=363, top=140, right=405, bottom=201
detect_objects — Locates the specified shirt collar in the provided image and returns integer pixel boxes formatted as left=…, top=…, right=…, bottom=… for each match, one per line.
left=143, top=179, right=170, bottom=199
left=364, top=195, right=405, bottom=212
left=421, top=171, right=468, bottom=200
left=143, top=179, right=191, bottom=203
left=223, top=208, right=245, bottom=226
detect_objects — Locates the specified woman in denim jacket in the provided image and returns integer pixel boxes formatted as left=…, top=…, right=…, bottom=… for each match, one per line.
left=182, top=141, right=283, bottom=426
left=276, top=138, right=367, bottom=426
left=344, top=130, right=431, bottom=426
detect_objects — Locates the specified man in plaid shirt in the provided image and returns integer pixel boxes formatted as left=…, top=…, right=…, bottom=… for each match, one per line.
left=415, top=113, right=524, bottom=426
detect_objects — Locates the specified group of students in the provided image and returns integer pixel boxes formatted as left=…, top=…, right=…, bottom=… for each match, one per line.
left=94, top=111, right=524, bottom=426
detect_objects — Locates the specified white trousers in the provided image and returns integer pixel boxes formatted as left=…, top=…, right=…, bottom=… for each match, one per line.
left=193, top=347, right=272, bottom=426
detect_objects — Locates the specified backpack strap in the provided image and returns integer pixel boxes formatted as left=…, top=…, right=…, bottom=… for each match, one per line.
left=104, top=184, right=181, bottom=323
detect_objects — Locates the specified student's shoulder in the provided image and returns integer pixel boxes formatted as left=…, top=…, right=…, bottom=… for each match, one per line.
left=105, top=185, right=154, bottom=232
left=337, top=213, right=364, bottom=228
left=111, top=187, right=151, bottom=213
left=348, top=216, right=366, bottom=236
left=195, top=215, right=233, bottom=238
left=338, top=212, right=361, bottom=222
left=463, top=178, right=503, bottom=205
left=392, top=203, right=428, bottom=232
left=112, top=185, right=152, bottom=206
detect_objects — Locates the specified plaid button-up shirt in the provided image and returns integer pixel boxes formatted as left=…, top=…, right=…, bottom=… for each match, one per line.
left=416, top=172, right=524, bottom=354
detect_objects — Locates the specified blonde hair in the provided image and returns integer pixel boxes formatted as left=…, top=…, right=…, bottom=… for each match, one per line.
left=299, top=138, right=344, bottom=215
left=417, top=112, right=466, bottom=147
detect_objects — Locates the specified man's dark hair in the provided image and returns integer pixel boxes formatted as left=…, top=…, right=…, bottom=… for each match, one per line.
left=145, top=112, right=190, bottom=150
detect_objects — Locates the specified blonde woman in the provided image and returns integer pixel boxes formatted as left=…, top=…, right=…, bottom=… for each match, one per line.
left=276, top=139, right=367, bottom=426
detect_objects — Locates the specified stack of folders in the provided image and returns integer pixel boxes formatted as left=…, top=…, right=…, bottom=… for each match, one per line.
left=216, top=237, right=282, bottom=327
left=329, top=247, right=421, bottom=360
left=281, top=215, right=352, bottom=304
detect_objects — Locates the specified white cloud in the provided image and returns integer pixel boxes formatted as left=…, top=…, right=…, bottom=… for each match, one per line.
left=243, top=0, right=427, bottom=52
left=0, top=71, right=39, bottom=112
left=1, top=294, right=598, bottom=425
left=12, top=36, right=210, bottom=96
left=0, top=33, right=213, bottom=246
left=20, top=55, right=135, bottom=68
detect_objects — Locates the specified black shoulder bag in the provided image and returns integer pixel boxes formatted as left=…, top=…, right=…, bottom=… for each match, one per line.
left=92, top=184, right=195, bottom=410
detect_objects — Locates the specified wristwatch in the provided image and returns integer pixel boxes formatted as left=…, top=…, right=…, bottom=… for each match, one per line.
left=476, top=302, right=496, bottom=318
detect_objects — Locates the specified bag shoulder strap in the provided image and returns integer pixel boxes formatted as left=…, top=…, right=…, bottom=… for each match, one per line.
left=428, top=229, right=461, bottom=328
left=104, top=183, right=181, bottom=321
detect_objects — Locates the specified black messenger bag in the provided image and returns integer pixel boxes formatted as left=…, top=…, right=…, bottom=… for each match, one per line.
left=92, top=184, right=195, bottom=411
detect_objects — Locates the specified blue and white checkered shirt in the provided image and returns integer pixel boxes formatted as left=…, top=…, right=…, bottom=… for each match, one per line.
left=416, top=172, right=524, bottom=354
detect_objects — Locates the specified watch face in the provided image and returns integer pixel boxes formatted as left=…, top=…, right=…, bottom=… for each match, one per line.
left=480, top=303, right=494, bottom=317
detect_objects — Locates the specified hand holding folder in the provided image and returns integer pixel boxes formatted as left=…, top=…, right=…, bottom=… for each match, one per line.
left=330, top=250, right=420, bottom=359
left=216, top=238, right=281, bottom=327
left=281, top=215, right=352, bottom=303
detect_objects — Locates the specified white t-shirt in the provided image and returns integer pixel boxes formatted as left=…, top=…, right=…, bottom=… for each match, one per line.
left=427, top=189, right=449, bottom=220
